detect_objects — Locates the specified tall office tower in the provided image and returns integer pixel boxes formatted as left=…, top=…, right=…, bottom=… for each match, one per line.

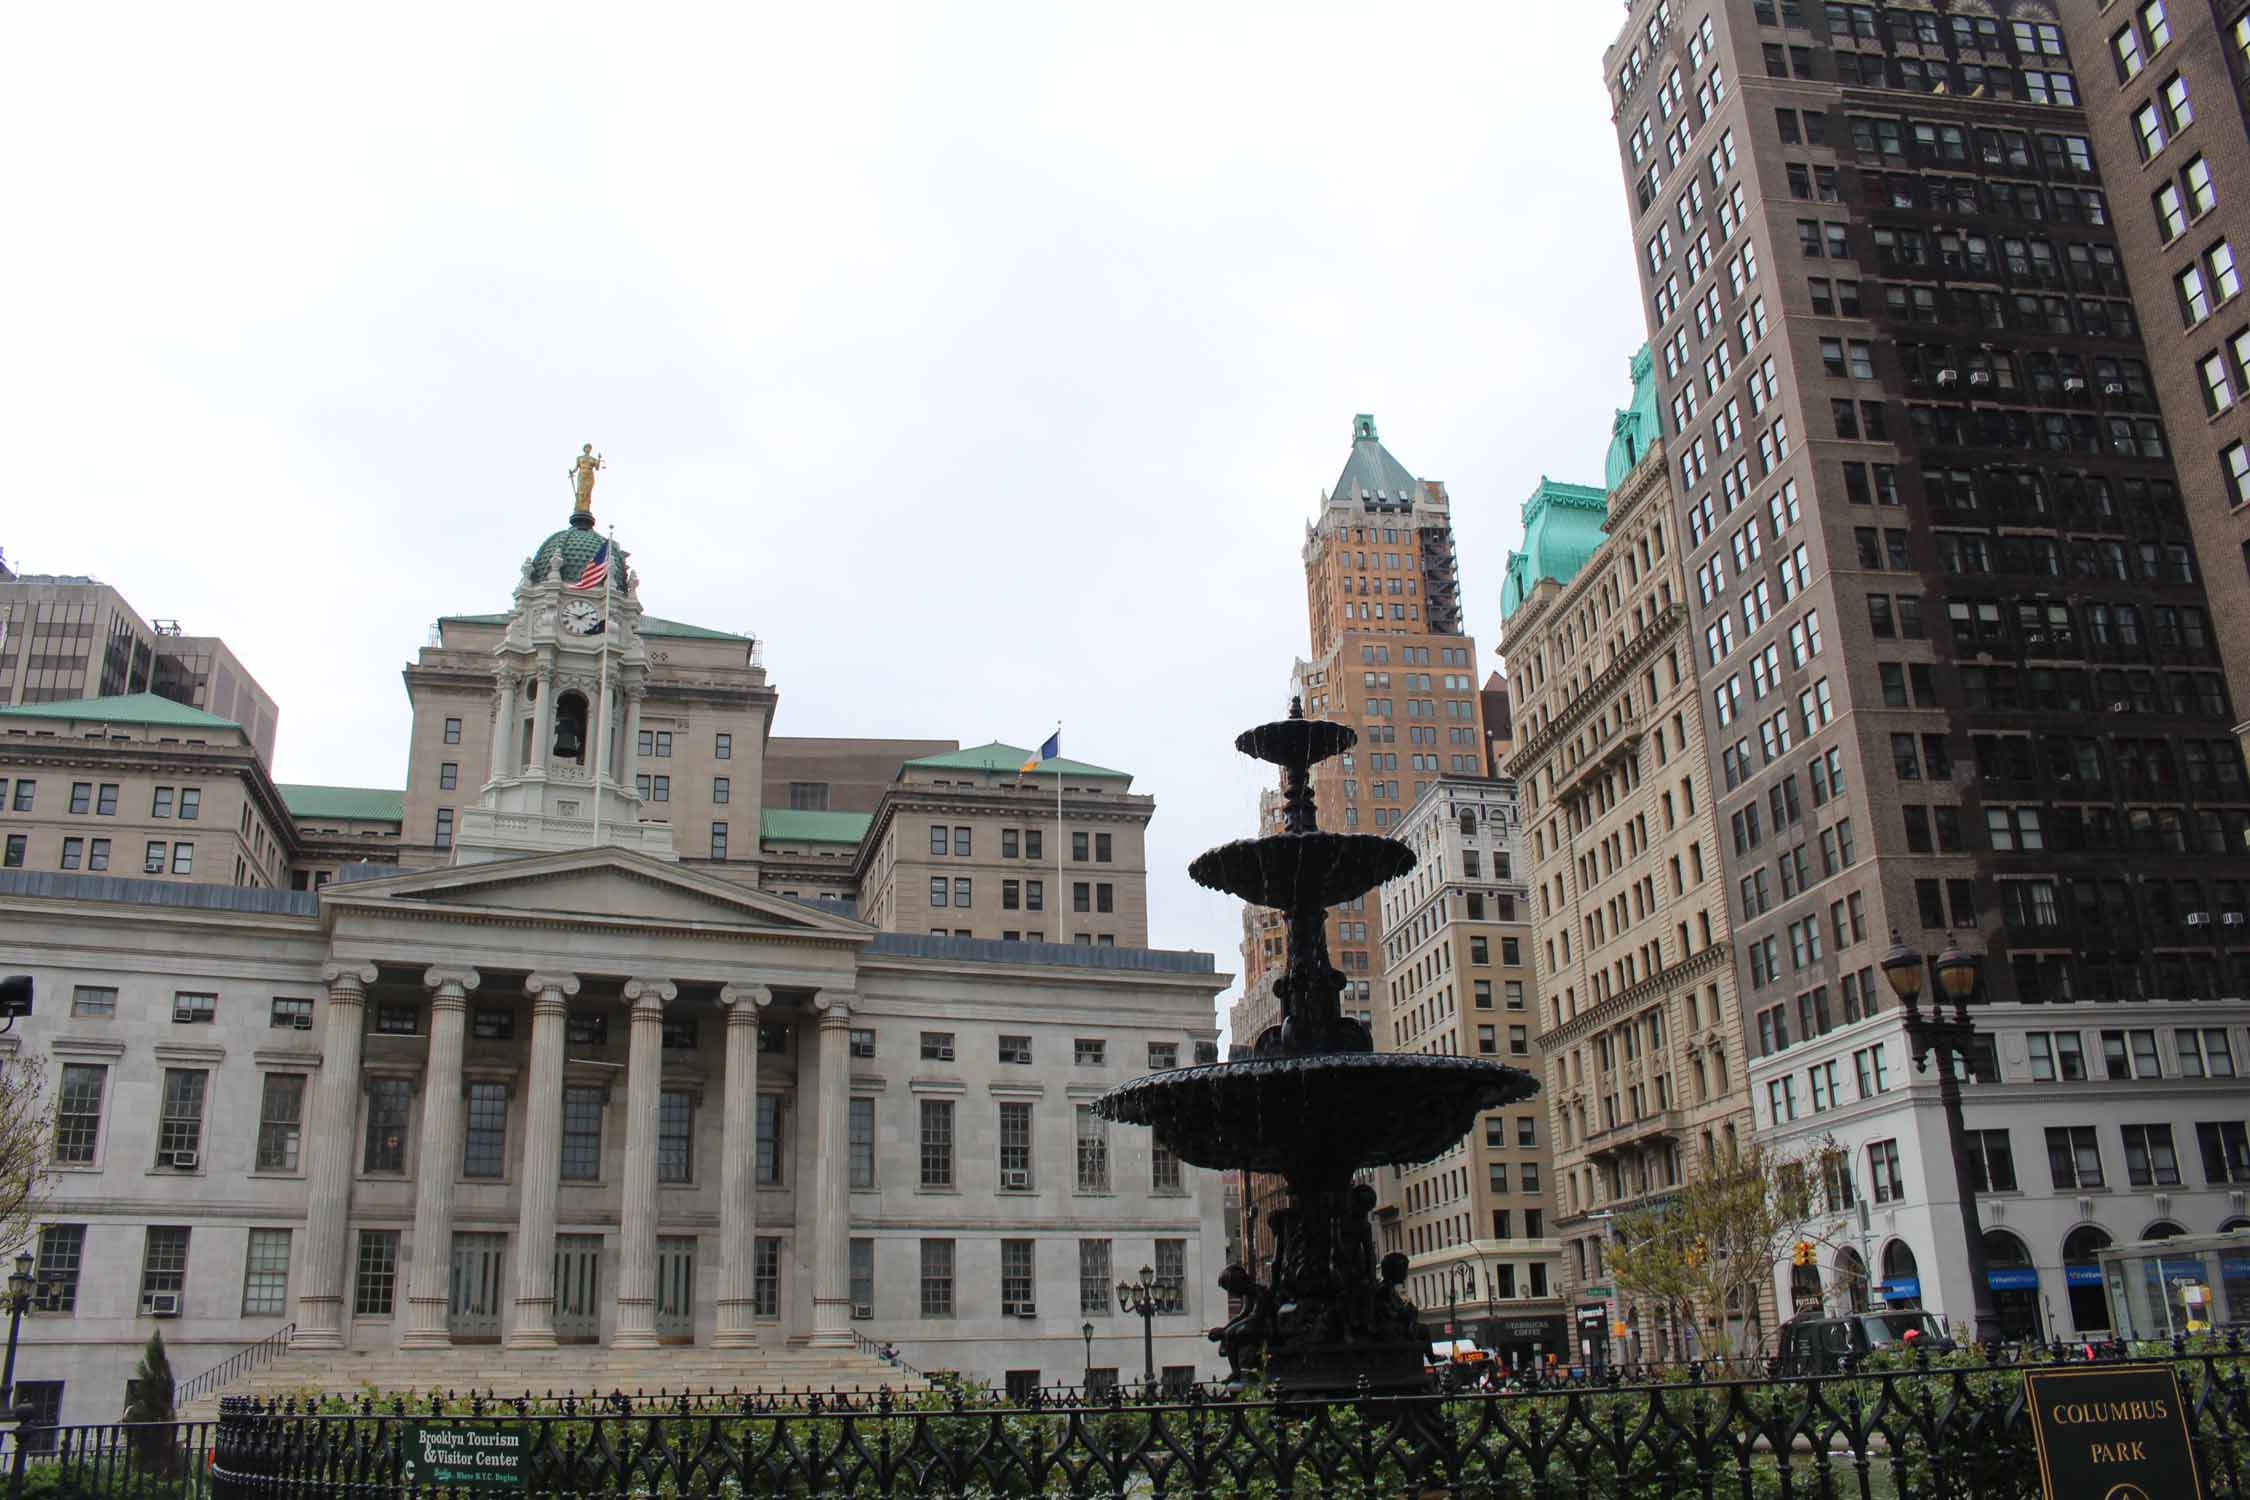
left=1295, top=416, right=1489, bottom=1034
left=2062, top=2, right=2250, bottom=761
left=1606, top=0, right=2250, bottom=1336
left=1375, top=774, right=1567, bottom=1367
left=0, top=573, right=279, bottom=759
left=1502, top=347, right=1757, bottom=1363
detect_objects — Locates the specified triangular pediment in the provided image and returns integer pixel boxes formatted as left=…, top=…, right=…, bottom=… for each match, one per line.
left=321, top=846, right=869, bottom=937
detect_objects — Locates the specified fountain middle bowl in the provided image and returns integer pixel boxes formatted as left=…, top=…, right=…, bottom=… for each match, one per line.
left=1188, top=832, right=1416, bottom=911
left=1094, top=1052, right=1539, bottom=1176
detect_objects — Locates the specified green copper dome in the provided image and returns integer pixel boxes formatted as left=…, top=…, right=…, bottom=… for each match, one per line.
left=528, top=518, right=626, bottom=585
left=1604, top=344, right=1662, bottom=490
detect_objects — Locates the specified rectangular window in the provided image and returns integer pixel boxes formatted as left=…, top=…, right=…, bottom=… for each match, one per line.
left=55, top=1064, right=106, bottom=1164
left=554, top=1085, right=603, bottom=1180
left=2122, top=1123, right=2182, bottom=1187
left=365, top=1077, right=414, bottom=1173
left=1001, top=1238, right=1035, bottom=1310
left=241, top=1227, right=291, bottom=1316
left=443, top=718, right=462, bottom=745
left=920, top=1239, right=955, bottom=1317
left=1154, top=1239, right=1187, bottom=1313
left=849, top=1238, right=873, bottom=1316
left=354, top=1230, right=399, bottom=1316
left=999, top=1100, right=1033, bottom=1188
left=1966, top=1129, right=2017, bottom=1192
left=178, top=789, right=199, bottom=820
left=1075, top=1104, right=1110, bottom=1191
left=34, top=1225, right=84, bottom=1313
left=1867, top=1140, right=1904, bottom=1203
left=847, top=1096, right=876, bottom=1189
left=919, top=1098, right=955, bottom=1188
left=158, top=1069, right=206, bottom=1163
left=920, top=1030, right=955, bottom=1061
left=715, top=733, right=732, bottom=760
left=1148, top=1041, right=1178, bottom=1070
left=657, top=1090, right=693, bottom=1184
left=1074, top=1038, right=1107, bottom=1067
left=438, top=762, right=458, bottom=791
left=172, top=991, right=216, bottom=1024
left=2047, top=1125, right=2106, bottom=1189
left=998, top=1035, right=1032, bottom=1065
left=709, top=821, right=728, bottom=860
left=269, top=995, right=313, bottom=1030
left=755, top=1094, right=784, bottom=1185
left=1079, top=1238, right=1113, bottom=1316
left=1152, top=1138, right=1183, bottom=1194
left=140, top=1226, right=190, bottom=1311
left=455, top=1080, right=507, bottom=1178
left=753, top=1237, right=782, bottom=1316
left=255, top=1074, right=306, bottom=1171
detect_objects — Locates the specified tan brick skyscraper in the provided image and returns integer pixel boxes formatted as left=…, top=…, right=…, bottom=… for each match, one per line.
left=1292, top=416, right=1488, bottom=1046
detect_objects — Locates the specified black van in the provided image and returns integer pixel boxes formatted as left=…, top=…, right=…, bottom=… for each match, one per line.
left=1778, top=1311, right=1955, bottom=1374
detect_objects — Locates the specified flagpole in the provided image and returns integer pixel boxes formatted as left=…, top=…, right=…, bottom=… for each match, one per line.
left=592, top=530, right=613, bottom=848
left=1054, top=722, right=1064, bottom=945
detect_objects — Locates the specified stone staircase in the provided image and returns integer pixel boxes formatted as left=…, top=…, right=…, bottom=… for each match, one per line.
left=182, top=1344, right=921, bottom=1419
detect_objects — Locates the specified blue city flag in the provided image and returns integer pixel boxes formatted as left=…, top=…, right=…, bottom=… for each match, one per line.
left=1019, top=731, right=1061, bottom=774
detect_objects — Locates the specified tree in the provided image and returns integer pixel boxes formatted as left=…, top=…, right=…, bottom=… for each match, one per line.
left=0, top=1055, right=50, bottom=1261
left=123, top=1329, right=178, bottom=1474
left=1604, top=1140, right=1822, bottom=1361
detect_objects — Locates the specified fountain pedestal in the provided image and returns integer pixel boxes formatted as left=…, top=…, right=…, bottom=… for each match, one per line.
left=1095, top=702, right=1539, bottom=1398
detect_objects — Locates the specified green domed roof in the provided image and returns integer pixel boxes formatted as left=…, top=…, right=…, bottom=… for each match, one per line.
left=528, top=519, right=626, bottom=585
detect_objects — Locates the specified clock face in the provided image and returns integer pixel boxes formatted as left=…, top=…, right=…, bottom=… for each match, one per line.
left=563, top=600, right=602, bottom=635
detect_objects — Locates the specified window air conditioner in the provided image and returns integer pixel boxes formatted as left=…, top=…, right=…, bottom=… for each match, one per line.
left=292, top=1014, right=313, bottom=1030
left=2224, top=912, right=2247, bottom=927
left=146, top=1293, right=181, bottom=1317
left=1001, top=1169, right=1030, bottom=1190
left=852, top=1302, right=873, bottom=1319
left=2186, top=912, right=2213, bottom=927
left=1969, top=370, right=1992, bottom=386
left=2104, top=382, right=2126, bottom=395
left=144, top=859, right=167, bottom=874
left=1936, top=368, right=1959, bottom=385
left=1005, top=1301, right=1037, bottom=1319
left=2063, top=377, right=2087, bottom=392
left=168, top=1150, right=199, bottom=1170
left=934, top=1043, right=955, bottom=1061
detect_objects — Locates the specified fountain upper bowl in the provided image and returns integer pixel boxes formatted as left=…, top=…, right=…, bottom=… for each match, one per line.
left=1188, top=832, right=1415, bottom=911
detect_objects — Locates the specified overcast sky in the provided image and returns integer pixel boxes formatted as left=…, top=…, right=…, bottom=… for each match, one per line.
left=4, top=6, right=1646, bottom=1027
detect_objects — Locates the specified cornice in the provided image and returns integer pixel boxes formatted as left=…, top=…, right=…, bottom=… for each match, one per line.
left=1505, top=603, right=1684, bottom=782
left=1535, top=941, right=1729, bottom=1050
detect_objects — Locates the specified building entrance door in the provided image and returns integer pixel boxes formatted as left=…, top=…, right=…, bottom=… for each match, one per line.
left=449, top=1233, right=506, bottom=1342
left=554, top=1235, right=602, bottom=1343
left=656, top=1236, right=697, bottom=1343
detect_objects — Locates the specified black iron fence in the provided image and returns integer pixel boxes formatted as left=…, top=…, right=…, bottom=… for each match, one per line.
left=0, top=1419, right=214, bottom=1499
left=192, top=1344, right=2250, bottom=1498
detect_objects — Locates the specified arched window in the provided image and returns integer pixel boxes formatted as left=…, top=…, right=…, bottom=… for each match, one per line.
left=1460, top=811, right=1478, bottom=838
left=2062, top=1225, right=2112, bottom=1334
left=1982, top=1230, right=2039, bottom=1342
left=553, top=691, right=589, bottom=763
left=1880, top=1240, right=1921, bottom=1309
left=2143, top=1220, right=2186, bottom=1240
left=1835, top=1246, right=1870, bottom=1313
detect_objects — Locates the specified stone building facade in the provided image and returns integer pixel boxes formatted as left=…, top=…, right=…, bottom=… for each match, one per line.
left=2, top=480, right=1225, bottom=1426
left=1501, top=349, right=1759, bottom=1363
left=1374, top=775, right=1567, bottom=1364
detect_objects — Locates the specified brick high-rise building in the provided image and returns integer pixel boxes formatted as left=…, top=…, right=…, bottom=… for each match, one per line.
left=2061, top=1, right=2250, bottom=762
left=1294, top=416, right=1488, bottom=1032
left=1602, top=0, right=2250, bottom=1337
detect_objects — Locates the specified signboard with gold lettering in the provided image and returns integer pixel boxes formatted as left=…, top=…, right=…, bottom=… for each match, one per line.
left=2023, top=1365, right=2204, bottom=1500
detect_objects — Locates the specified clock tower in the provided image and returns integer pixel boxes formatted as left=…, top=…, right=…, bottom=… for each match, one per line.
left=452, top=456, right=678, bottom=864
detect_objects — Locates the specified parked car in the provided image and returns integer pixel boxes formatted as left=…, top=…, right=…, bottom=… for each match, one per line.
left=1778, top=1311, right=1954, bottom=1374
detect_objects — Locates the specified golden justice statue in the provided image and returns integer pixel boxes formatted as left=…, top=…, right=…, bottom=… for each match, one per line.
left=569, top=444, right=604, bottom=514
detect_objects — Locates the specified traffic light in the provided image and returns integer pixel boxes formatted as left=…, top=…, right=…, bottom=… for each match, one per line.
left=1791, top=1240, right=1816, bottom=1267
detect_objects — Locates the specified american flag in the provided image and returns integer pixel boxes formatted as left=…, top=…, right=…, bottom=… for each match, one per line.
left=568, top=540, right=610, bottom=593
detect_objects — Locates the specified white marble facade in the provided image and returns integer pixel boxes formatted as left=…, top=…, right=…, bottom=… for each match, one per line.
left=9, top=848, right=1225, bottom=1425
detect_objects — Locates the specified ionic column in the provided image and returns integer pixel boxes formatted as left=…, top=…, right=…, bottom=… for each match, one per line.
left=291, top=962, right=376, bottom=1350
left=612, top=978, right=676, bottom=1349
left=506, top=972, right=579, bottom=1348
left=489, top=670, right=522, bottom=783
left=400, top=966, right=480, bottom=1350
left=714, top=984, right=772, bottom=1346
left=529, top=665, right=556, bottom=775
left=620, top=687, right=645, bottom=795
left=807, top=990, right=856, bottom=1348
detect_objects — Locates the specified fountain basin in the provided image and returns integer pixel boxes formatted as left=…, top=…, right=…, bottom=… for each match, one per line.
left=1235, top=717, right=1356, bottom=770
left=1188, top=832, right=1415, bottom=911
left=1094, top=1052, right=1538, bottom=1176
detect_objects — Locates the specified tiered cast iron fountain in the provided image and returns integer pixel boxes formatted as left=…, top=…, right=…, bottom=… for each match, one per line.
left=1096, top=703, right=1539, bottom=1396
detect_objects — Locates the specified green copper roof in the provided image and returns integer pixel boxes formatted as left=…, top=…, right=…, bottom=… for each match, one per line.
left=904, top=742, right=1131, bottom=780
left=1498, top=478, right=1609, bottom=622
left=0, top=692, right=241, bottom=731
left=759, top=808, right=873, bottom=845
left=278, top=784, right=406, bottom=823
left=527, top=521, right=628, bottom=585
left=440, top=612, right=747, bottom=642
left=1604, top=344, right=1662, bottom=489
left=1330, top=414, right=1419, bottom=502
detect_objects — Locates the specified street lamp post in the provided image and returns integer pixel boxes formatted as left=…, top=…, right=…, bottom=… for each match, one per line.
left=1115, top=1264, right=1162, bottom=1391
left=0, top=1251, right=32, bottom=1411
left=1080, top=1321, right=1094, bottom=1389
left=1880, top=929, right=2001, bottom=1348
left=1446, top=1262, right=1477, bottom=1348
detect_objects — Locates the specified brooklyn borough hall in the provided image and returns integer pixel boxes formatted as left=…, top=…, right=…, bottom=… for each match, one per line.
left=0, top=463, right=1226, bottom=1425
